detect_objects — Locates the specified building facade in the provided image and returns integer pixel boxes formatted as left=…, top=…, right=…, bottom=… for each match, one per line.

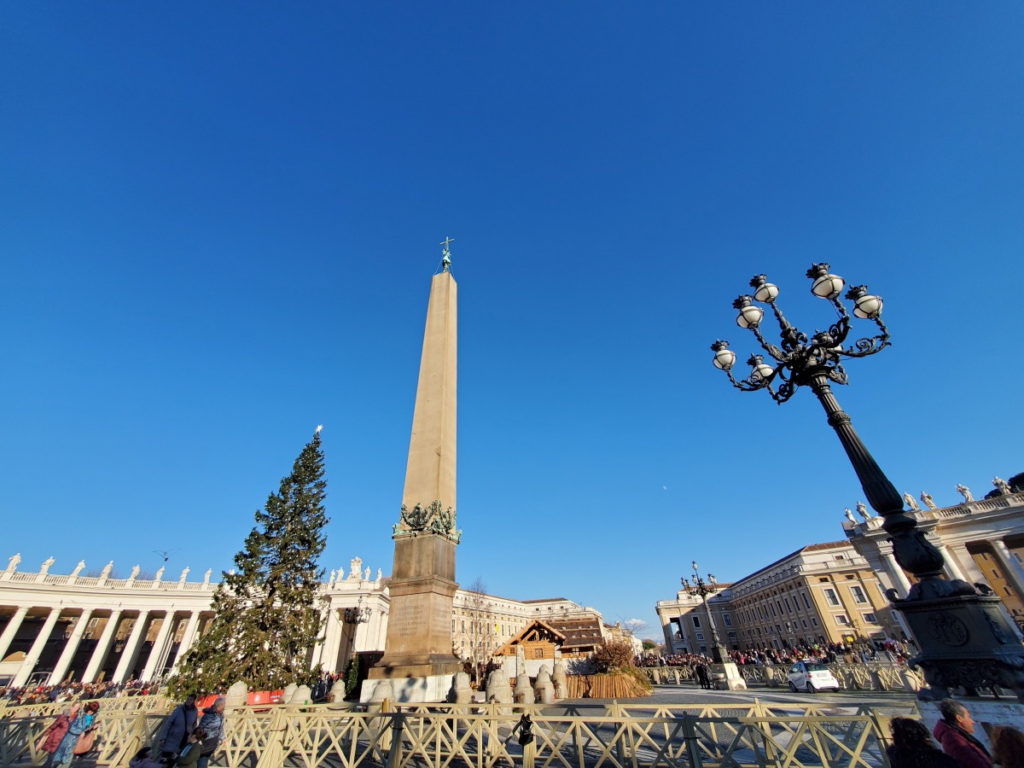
left=0, top=553, right=613, bottom=686
left=657, top=541, right=901, bottom=654
left=843, top=485, right=1024, bottom=634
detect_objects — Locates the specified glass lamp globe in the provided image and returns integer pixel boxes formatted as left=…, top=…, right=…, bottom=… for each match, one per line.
left=811, top=272, right=844, bottom=299
left=749, top=355, right=774, bottom=381
left=713, top=347, right=735, bottom=370
left=806, top=263, right=845, bottom=299
left=749, top=275, right=779, bottom=303
left=736, top=304, right=763, bottom=329
left=853, top=293, right=883, bottom=319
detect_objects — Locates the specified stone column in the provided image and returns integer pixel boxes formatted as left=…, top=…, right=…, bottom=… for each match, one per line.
left=936, top=544, right=967, bottom=581
left=882, top=551, right=913, bottom=595
left=83, top=609, right=122, bottom=683
left=992, top=540, right=1024, bottom=600
left=141, top=611, right=176, bottom=681
left=48, top=609, right=94, bottom=684
left=12, top=608, right=61, bottom=686
left=113, top=610, right=150, bottom=683
left=170, top=612, right=202, bottom=673
left=0, top=606, right=30, bottom=662
left=318, top=608, right=343, bottom=673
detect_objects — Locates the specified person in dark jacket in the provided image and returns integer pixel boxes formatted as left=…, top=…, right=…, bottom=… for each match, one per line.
left=932, top=699, right=992, bottom=768
left=158, top=694, right=198, bottom=767
left=195, top=697, right=226, bottom=768
left=887, top=718, right=959, bottom=768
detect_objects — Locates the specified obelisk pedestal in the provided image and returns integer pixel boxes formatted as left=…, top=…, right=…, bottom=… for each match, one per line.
left=364, top=258, right=463, bottom=703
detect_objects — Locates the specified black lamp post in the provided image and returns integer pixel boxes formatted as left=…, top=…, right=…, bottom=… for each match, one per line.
left=710, top=265, right=1024, bottom=701
left=681, top=562, right=727, bottom=664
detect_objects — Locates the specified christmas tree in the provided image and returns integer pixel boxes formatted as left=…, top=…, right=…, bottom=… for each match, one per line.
left=169, top=427, right=329, bottom=696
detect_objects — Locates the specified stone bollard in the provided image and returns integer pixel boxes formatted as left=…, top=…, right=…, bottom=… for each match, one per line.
left=329, top=679, right=347, bottom=704
left=290, top=684, right=312, bottom=705
left=451, top=671, right=473, bottom=705
left=534, top=666, right=554, bottom=705
left=486, top=669, right=514, bottom=716
left=901, top=667, right=922, bottom=692
left=515, top=672, right=535, bottom=705
left=552, top=661, right=567, bottom=700
left=225, top=681, right=248, bottom=708
left=282, top=683, right=298, bottom=704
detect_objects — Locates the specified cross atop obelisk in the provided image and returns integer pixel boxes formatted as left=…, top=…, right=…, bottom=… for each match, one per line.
left=439, top=236, right=454, bottom=272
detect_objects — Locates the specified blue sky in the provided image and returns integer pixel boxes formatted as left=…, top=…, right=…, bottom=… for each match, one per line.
left=2, top=3, right=1022, bottom=640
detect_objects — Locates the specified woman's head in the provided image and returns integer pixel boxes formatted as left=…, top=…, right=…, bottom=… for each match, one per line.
left=993, top=727, right=1024, bottom=768
left=890, top=718, right=936, bottom=751
left=84, top=701, right=100, bottom=714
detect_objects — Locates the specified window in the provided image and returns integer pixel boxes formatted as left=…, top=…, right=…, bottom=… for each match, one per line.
left=823, top=588, right=840, bottom=606
left=811, top=617, right=819, bottom=626
left=835, top=614, right=850, bottom=626
left=784, top=598, right=793, bottom=612
left=863, top=613, right=877, bottom=623
left=802, top=593, right=811, bottom=609
left=851, top=586, right=867, bottom=604
left=801, top=619, right=807, bottom=628
left=723, top=614, right=732, bottom=626
left=695, top=632, right=704, bottom=640
left=692, top=615, right=701, bottom=628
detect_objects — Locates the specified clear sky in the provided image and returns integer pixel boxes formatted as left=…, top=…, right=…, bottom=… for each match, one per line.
left=2, top=3, right=1022, bottom=640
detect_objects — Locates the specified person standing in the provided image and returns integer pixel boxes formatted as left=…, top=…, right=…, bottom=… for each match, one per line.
left=932, top=699, right=992, bottom=768
left=37, top=704, right=78, bottom=768
left=196, top=697, right=226, bottom=768
left=52, top=701, right=99, bottom=768
left=158, top=694, right=198, bottom=767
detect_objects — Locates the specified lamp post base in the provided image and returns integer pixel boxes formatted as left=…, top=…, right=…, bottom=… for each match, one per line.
left=894, top=592, right=1024, bottom=701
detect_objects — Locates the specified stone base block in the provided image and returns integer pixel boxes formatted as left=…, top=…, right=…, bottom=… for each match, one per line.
left=360, top=674, right=455, bottom=704
left=711, top=662, right=747, bottom=691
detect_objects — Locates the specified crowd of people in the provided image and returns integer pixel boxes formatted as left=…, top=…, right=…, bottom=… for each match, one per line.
left=0, top=679, right=154, bottom=706
left=636, top=639, right=915, bottom=669
left=33, top=692, right=227, bottom=768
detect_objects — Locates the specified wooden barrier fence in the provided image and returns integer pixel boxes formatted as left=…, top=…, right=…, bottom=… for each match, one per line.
left=0, top=699, right=916, bottom=768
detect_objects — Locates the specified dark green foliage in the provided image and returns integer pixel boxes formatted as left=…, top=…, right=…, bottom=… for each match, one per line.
left=344, top=656, right=360, bottom=696
left=168, top=431, right=329, bottom=696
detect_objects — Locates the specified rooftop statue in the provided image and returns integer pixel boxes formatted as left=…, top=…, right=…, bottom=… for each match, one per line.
left=920, top=491, right=936, bottom=509
left=40, top=556, right=55, bottom=575
left=856, top=501, right=872, bottom=520
left=844, top=508, right=857, bottom=523
left=955, top=484, right=973, bottom=502
left=993, top=476, right=1012, bottom=495
left=903, top=492, right=920, bottom=511
left=5, top=553, right=21, bottom=573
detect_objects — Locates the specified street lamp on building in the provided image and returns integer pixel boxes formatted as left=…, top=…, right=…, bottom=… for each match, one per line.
left=681, top=561, right=727, bottom=664
left=709, top=266, right=1024, bottom=700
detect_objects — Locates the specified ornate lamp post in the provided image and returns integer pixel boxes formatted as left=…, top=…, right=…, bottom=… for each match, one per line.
left=710, top=265, right=1024, bottom=700
left=681, top=562, right=727, bottom=663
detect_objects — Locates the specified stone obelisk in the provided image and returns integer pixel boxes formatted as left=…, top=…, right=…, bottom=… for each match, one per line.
left=366, top=240, right=462, bottom=702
